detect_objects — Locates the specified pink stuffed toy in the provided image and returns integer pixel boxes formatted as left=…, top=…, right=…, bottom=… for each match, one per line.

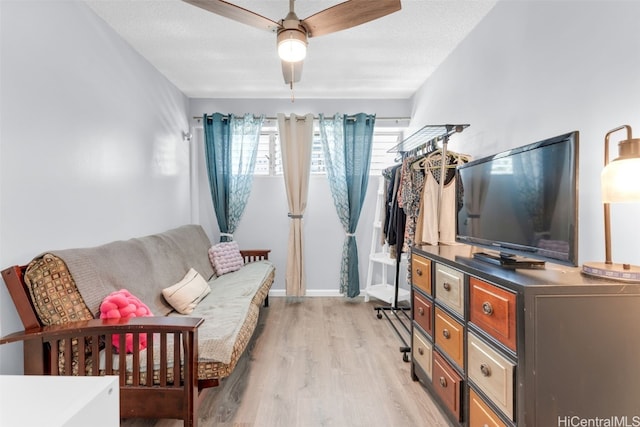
left=99, top=289, right=152, bottom=353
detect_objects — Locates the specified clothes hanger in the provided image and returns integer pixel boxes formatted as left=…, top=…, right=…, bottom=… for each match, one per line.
left=408, top=137, right=473, bottom=171
left=410, top=152, right=452, bottom=171
left=410, top=156, right=429, bottom=170
left=409, top=142, right=440, bottom=170
left=445, top=150, right=472, bottom=164
left=410, top=149, right=472, bottom=171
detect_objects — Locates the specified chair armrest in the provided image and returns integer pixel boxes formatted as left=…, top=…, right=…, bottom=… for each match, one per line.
left=2, top=316, right=205, bottom=379
left=240, top=249, right=271, bottom=262
left=0, top=327, right=46, bottom=345
left=0, top=316, right=204, bottom=345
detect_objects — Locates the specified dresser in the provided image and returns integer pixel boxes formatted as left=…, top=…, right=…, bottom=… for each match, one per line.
left=410, top=244, right=640, bottom=427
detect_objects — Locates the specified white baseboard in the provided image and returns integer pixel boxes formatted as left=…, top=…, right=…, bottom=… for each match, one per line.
left=268, top=289, right=364, bottom=297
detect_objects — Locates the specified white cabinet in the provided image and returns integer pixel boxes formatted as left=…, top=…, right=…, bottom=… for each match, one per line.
left=0, top=375, right=119, bottom=427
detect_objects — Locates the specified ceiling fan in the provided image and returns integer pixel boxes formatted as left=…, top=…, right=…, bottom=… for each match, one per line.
left=182, top=0, right=402, bottom=86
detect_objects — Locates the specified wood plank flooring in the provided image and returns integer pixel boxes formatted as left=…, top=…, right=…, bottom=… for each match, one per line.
left=121, top=297, right=449, bottom=427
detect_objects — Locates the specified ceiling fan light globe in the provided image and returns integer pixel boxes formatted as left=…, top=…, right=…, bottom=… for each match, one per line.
left=277, top=29, right=307, bottom=62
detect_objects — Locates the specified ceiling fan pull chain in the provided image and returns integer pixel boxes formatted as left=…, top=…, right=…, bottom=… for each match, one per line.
left=290, top=62, right=296, bottom=103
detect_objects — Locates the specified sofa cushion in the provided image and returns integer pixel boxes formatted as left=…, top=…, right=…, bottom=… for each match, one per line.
left=162, top=268, right=211, bottom=314
left=208, top=241, right=244, bottom=276
left=168, top=260, right=274, bottom=365
left=23, top=253, right=94, bottom=326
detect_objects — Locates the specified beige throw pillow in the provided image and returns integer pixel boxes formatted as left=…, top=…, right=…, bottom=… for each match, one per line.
left=162, top=268, right=211, bottom=314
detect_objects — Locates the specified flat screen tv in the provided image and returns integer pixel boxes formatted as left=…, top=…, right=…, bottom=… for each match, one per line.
left=456, top=131, right=579, bottom=268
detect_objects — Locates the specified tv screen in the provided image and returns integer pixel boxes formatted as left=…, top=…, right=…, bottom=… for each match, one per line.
left=456, top=131, right=579, bottom=267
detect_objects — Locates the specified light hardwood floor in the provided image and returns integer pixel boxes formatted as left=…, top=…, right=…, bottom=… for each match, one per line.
left=121, top=297, right=449, bottom=427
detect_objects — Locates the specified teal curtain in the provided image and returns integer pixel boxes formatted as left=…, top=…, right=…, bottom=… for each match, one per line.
left=203, top=113, right=264, bottom=242
left=320, top=113, right=376, bottom=297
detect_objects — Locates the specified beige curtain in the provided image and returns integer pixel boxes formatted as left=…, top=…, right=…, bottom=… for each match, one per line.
left=278, top=113, right=314, bottom=296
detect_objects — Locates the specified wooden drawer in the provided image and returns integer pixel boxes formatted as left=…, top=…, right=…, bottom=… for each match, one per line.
left=468, top=332, right=515, bottom=420
left=413, top=293, right=433, bottom=336
left=469, top=388, right=507, bottom=427
left=469, top=277, right=517, bottom=352
left=435, top=263, right=464, bottom=317
left=412, top=254, right=431, bottom=295
left=434, top=306, right=464, bottom=368
left=432, top=350, right=463, bottom=422
left=412, top=330, right=432, bottom=380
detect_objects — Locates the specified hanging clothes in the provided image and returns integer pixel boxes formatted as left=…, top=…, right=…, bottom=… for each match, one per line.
left=381, top=166, right=396, bottom=244
left=419, top=169, right=440, bottom=245
left=382, top=164, right=406, bottom=260
left=418, top=170, right=458, bottom=245
left=382, top=165, right=398, bottom=245
left=400, top=155, right=425, bottom=253
left=439, top=176, right=458, bottom=245
left=379, top=148, right=469, bottom=271
left=415, top=150, right=469, bottom=246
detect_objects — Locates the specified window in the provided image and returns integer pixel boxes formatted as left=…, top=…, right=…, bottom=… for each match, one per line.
left=254, top=132, right=277, bottom=175
left=254, top=124, right=405, bottom=176
left=369, top=130, right=405, bottom=175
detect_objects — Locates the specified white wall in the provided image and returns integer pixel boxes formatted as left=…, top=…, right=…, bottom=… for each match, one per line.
left=0, top=2, right=191, bottom=374
left=189, top=98, right=412, bottom=294
left=410, top=0, right=640, bottom=267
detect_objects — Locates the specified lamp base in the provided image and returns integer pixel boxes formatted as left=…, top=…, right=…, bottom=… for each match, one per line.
left=582, top=261, right=640, bottom=282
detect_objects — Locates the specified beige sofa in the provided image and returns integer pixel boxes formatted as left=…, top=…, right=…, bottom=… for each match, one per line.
left=0, top=224, right=275, bottom=427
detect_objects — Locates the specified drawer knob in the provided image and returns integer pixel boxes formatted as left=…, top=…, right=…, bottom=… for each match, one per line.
left=416, top=268, right=423, bottom=276
left=418, top=307, right=424, bottom=316
left=443, top=282, right=451, bottom=291
left=442, top=329, right=451, bottom=339
left=482, top=301, right=493, bottom=315
left=480, top=363, right=492, bottom=377
left=418, top=347, right=424, bottom=356
left=439, top=377, right=447, bottom=388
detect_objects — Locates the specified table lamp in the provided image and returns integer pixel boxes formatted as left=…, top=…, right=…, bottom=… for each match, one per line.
left=582, top=125, right=640, bottom=282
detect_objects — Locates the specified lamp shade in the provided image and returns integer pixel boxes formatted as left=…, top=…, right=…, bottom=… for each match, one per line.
left=277, top=29, right=307, bottom=62
left=601, top=157, right=640, bottom=202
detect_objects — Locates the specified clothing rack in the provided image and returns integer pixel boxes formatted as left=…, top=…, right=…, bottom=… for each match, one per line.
left=388, top=124, right=469, bottom=154
left=375, top=123, right=469, bottom=362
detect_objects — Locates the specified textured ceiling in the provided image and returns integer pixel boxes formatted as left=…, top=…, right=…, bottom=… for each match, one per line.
left=84, top=0, right=497, bottom=99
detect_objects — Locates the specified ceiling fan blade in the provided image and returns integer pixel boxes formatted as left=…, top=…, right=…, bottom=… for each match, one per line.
left=302, top=0, right=401, bottom=38
left=281, top=60, right=303, bottom=84
left=182, top=0, right=280, bottom=33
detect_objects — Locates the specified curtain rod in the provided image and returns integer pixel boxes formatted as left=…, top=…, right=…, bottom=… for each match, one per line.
left=192, top=115, right=410, bottom=123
